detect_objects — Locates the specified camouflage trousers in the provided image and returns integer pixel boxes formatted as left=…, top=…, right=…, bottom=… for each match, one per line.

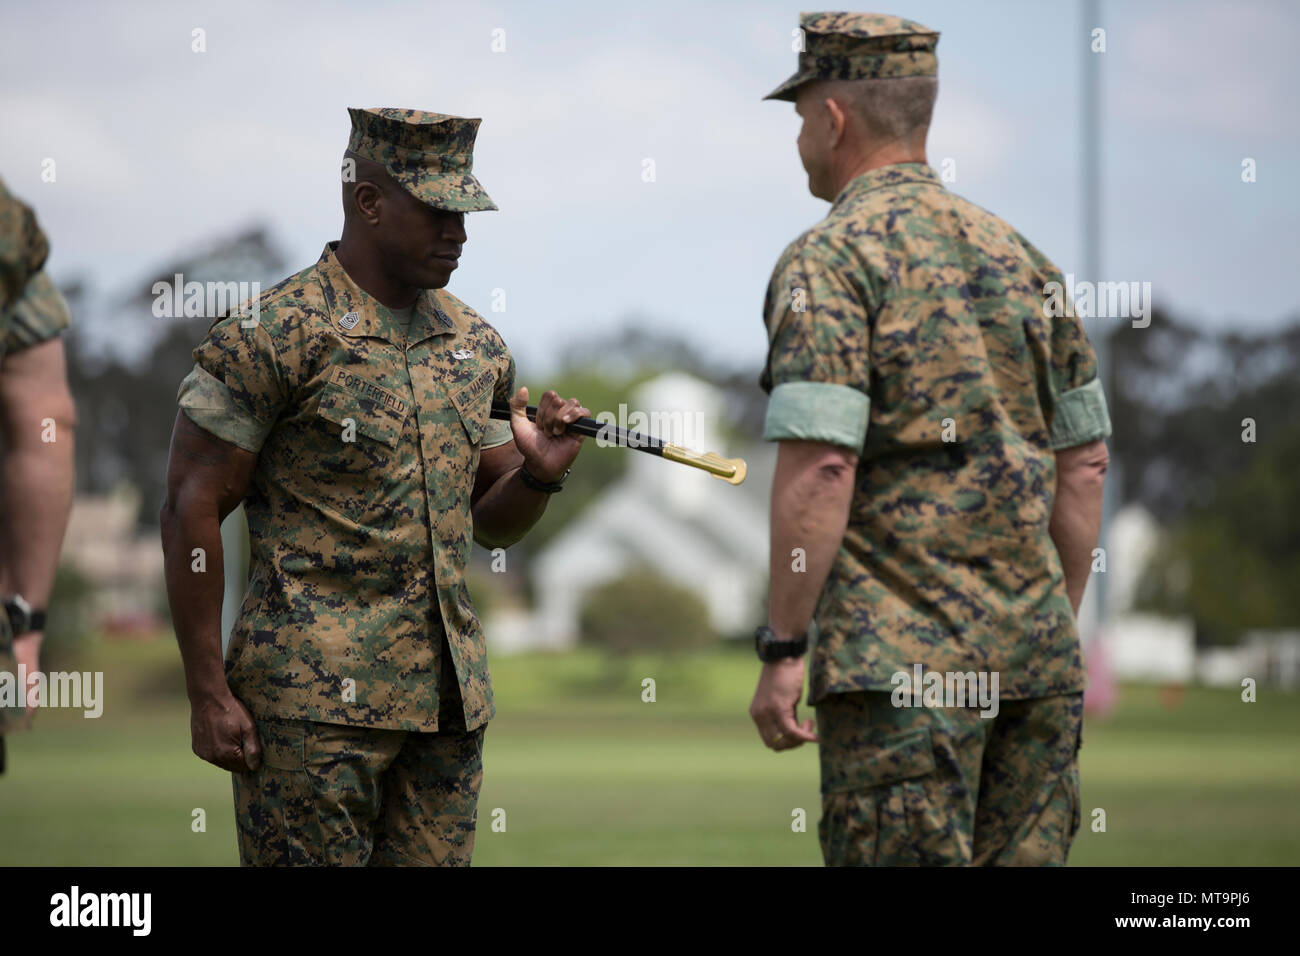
left=815, top=690, right=1083, bottom=866
left=232, top=642, right=485, bottom=866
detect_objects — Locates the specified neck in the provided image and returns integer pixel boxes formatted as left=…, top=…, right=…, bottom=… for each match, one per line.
left=335, top=230, right=420, bottom=309
left=828, top=138, right=927, bottom=199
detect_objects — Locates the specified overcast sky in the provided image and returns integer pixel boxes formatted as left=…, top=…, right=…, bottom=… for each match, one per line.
left=2, top=0, right=1296, bottom=376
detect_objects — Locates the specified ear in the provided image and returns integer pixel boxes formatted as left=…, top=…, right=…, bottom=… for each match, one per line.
left=824, top=97, right=848, bottom=148
left=351, top=181, right=384, bottom=226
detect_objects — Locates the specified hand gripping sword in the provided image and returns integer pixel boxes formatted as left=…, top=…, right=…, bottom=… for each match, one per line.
left=489, top=401, right=747, bottom=485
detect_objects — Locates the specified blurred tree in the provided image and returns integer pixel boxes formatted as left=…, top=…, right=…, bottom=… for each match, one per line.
left=38, top=563, right=93, bottom=672
left=577, top=565, right=716, bottom=691
left=512, top=365, right=637, bottom=556
left=1135, top=422, right=1300, bottom=645
left=1106, top=310, right=1300, bottom=521
left=61, top=227, right=287, bottom=531
left=65, top=317, right=210, bottom=529
left=578, top=566, right=714, bottom=655
left=561, top=323, right=721, bottom=382
left=465, top=566, right=500, bottom=624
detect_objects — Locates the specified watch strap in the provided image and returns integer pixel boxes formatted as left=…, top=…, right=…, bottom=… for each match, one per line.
left=3, top=596, right=45, bottom=635
left=754, top=625, right=808, bottom=662
left=519, top=463, right=569, bottom=493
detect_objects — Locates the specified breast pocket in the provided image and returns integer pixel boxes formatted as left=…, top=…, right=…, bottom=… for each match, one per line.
left=316, top=382, right=406, bottom=449
left=447, top=367, right=495, bottom=447
left=309, top=382, right=411, bottom=520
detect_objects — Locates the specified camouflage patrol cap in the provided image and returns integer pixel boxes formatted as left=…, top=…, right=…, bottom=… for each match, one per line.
left=346, top=108, right=498, bottom=213
left=764, top=12, right=939, bottom=102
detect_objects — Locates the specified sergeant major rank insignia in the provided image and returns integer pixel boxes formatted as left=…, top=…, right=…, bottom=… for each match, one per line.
left=339, top=311, right=360, bottom=330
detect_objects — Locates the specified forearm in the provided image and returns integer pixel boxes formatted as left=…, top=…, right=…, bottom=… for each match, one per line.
left=160, top=501, right=230, bottom=701
left=0, top=421, right=75, bottom=602
left=1049, top=465, right=1106, bottom=616
left=472, top=466, right=553, bottom=549
left=769, top=444, right=855, bottom=639
left=470, top=389, right=588, bottom=548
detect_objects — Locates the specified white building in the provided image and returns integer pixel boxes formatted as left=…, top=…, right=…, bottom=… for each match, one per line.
left=490, top=373, right=774, bottom=652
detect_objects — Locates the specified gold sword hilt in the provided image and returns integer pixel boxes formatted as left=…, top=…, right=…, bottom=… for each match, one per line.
left=661, top=444, right=747, bottom=485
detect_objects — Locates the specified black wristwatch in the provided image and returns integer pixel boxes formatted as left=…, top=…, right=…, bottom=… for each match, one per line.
left=518, top=463, right=570, bottom=494
left=4, top=594, right=46, bottom=636
left=754, top=625, right=807, bottom=662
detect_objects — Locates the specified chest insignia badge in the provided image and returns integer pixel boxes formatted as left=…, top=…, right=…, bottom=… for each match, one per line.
left=339, top=311, right=361, bottom=330
left=452, top=348, right=474, bottom=360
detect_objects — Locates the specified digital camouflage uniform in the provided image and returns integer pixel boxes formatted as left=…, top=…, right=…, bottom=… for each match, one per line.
left=176, top=110, right=514, bottom=865
left=761, top=14, right=1111, bottom=866
left=0, top=178, right=49, bottom=321
left=0, top=178, right=71, bottom=771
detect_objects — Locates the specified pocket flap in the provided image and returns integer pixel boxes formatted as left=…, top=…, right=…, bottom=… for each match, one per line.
left=317, top=381, right=406, bottom=448
left=821, top=727, right=936, bottom=793
left=448, top=367, right=495, bottom=445
left=256, top=718, right=305, bottom=771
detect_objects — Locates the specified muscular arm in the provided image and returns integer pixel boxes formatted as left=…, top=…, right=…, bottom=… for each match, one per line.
left=1049, top=438, right=1109, bottom=616
left=0, top=338, right=77, bottom=610
left=0, top=338, right=76, bottom=712
left=470, top=441, right=552, bottom=549
left=159, top=410, right=262, bottom=771
left=751, top=439, right=857, bottom=751
left=470, top=388, right=587, bottom=549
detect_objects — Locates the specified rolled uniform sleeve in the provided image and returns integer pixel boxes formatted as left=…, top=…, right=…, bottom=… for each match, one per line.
left=178, top=314, right=288, bottom=453
left=1050, top=377, right=1110, bottom=450
left=760, top=245, right=871, bottom=451
left=4, top=270, right=70, bottom=353
left=1024, top=239, right=1114, bottom=450
left=0, top=180, right=48, bottom=316
left=481, top=349, right=516, bottom=450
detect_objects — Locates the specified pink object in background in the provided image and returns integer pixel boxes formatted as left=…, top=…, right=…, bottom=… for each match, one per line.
left=1084, top=632, right=1118, bottom=717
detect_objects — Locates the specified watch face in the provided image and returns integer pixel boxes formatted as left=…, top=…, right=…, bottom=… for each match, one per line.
left=754, top=626, right=806, bottom=662
left=5, top=595, right=33, bottom=633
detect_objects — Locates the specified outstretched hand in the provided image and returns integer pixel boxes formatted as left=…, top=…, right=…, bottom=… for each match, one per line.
left=508, top=386, right=590, bottom=482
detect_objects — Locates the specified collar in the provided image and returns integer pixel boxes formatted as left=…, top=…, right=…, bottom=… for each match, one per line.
left=831, top=162, right=942, bottom=209
left=315, top=241, right=456, bottom=346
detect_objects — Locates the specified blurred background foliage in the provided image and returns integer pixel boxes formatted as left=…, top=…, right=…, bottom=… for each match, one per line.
left=36, top=563, right=93, bottom=673
left=575, top=565, right=716, bottom=694
left=1105, top=310, right=1300, bottom=645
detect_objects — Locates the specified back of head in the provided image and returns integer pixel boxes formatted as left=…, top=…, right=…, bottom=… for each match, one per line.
left=819, top=75, right=938, bottom=147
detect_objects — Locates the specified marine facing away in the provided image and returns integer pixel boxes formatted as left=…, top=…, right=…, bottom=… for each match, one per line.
left=748, top=13, right=1112, bottom=866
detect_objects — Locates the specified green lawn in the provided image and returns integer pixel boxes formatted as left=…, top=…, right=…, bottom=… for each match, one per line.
left=1, top=639, right=1296, bottom=865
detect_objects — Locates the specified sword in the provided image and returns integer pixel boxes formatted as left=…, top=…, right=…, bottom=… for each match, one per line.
left=489, top=401, right=747, bottom=485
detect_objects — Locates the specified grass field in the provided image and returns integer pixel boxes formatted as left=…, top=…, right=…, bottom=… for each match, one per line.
left=1, top=638, right=1297, bottom=866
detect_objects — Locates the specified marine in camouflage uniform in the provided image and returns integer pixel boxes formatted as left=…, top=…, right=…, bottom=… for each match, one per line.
left=0, top=178, right=48, bottom=754
left=753, top=14, right=1111, bottom=866
left=0, top=179, right=49, bottom=318
left=164, top=109, right=588, bottom=865
left=0, top=178, right=73, bottom=771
